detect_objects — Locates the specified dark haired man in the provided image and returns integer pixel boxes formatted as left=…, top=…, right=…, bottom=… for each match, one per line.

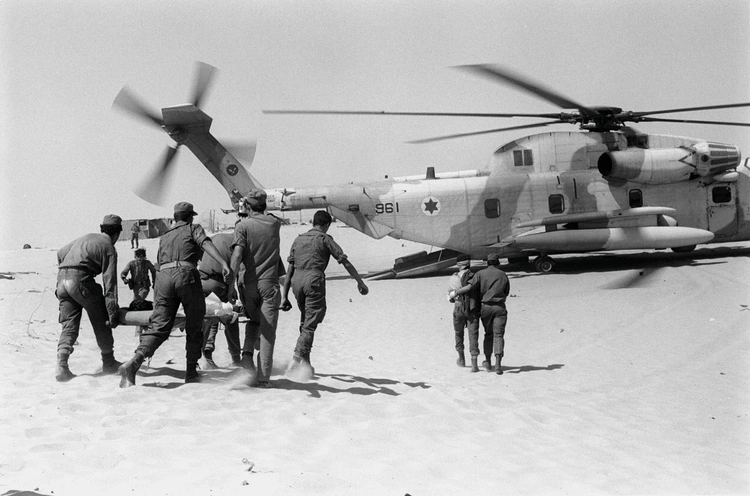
left=450, top=253, right=510, bottom=375
left=230, top=190, right=284, bottom=387
left=119, top=202, right=231, bottom=387
left=55, top=214, right=123, bottom=381
left=280, top=210, right=368, bottom=375
left=120, top=248, right=156, bottom=306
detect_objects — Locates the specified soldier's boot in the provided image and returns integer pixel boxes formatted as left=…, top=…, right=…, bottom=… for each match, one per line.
left=470, top=357, right=480, bottom=373
left=230, top=354, right=242, bottom=367
left=185, top=362, right=202, bottom=384
left=482, top=355, right=492, bottom=372
left=456, top=352, right=466, bottom=367
left=302, top=352, right=315, bottom=375
left=118, top=351, right=145, bottom=388
left=101, top=352, right=122, bottom=375
left=495, top=354, right=503, bottom=375
left=203, top=350, right=219, bottom=370
left=55, top=353, right=76, bottom=382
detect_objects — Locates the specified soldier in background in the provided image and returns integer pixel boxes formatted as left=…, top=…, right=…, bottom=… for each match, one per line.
left=120, top=248, right=156, bottom=308
left=55, top=214, right=123, bottom=382
left=130, top=222, right=141, bottom=249
left=448, top=254, right=481, bottom=372
left=118, top=202, right=231, bottom=387
left=280, top=210, right=368, bottom=376
left=450, top=253, right=510, bottom=375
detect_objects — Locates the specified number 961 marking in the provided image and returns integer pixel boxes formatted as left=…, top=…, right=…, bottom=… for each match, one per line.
left=375, top=202, right=399, bottom=214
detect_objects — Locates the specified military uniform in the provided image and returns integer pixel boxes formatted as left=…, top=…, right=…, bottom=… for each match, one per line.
left=199, top=232, right=240, bottom=363
left=466, top=255, right=510, bottom=372
left=55, top=214, right=122, bottom=381
left=287, top=226, right=347, bottom=361
left=130, top=223, right=141, bottom=249
left=452, top=265, right=480, bottom=362
left=233, top=204, right=284, bottom=382
left=120, top=256, right=156, bottom=303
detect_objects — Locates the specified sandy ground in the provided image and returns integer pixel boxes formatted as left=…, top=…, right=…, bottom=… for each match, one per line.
left=1, top=223, right=749, bottom=496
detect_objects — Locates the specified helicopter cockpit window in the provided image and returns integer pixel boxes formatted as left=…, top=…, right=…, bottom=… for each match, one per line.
left=712, top=186, right=732, bottom=204
left=548, top=194, right=565, bottom=214
left=629, top=189, right=643, bottom=208
left=484, top=198, right=501, bottom=219
left=513, top=149, right=533, bottom=167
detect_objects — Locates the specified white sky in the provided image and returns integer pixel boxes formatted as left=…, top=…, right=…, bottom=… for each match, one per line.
left=1, top=0, right=748, bottom=250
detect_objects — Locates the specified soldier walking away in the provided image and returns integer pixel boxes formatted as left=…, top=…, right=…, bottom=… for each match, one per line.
left=120, top=248, right=156, bottom=307
left=199, top=231, right=241, bottom=369
left=55, top=214, right=123, bottom=382
left=230, top=190, right=285, bottom=387
left=118, top=202, right=231, bottom=387
left=280, top=210, right=368, bottom=377
left=447, top=254, right=481, bottom=372
left=450, top=253, right=510, bottom=375
left=130, top=222, right=141, bottom=249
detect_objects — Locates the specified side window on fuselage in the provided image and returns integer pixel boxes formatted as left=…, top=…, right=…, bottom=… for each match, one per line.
left=629, top=189, right=643, bottom=208
left=513, top=149, right=533, bottom=167
left=548, top=194, right=565, bottom=214
left=712, top=186, right=732, bottom=204
left=484, top=198, right=501, bottom=219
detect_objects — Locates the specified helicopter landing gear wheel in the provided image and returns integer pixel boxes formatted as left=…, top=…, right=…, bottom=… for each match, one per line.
left=533, top=255, right=556, bottom=273
left=671, top=245, right=696, bottom=253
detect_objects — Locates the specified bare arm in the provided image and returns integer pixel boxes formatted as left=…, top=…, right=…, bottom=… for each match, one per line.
left=280, top=263, right=295, bottom=311
left=342, top=259, right=369, bottom=295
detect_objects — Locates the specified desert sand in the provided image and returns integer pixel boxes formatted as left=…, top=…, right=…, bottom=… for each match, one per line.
left=1, top=223, right=748, bottom=495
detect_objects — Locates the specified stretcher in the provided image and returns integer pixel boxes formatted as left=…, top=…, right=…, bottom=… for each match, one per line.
left=116, top=294, right=239, bottom=328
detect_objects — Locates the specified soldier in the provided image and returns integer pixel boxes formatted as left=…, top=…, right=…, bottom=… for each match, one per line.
left=447, top=254, right=481, bottom=372
left=199, top=231, right=241, bottom=369
left=280, top=210, right=368, bottom=375
left=450, top=253, right=510, bottom=375
left=120, top=248, right=156, bottom=307
left=130, top=222, right=141, bottom=249
left=55, top=214, right=123, bottom=382
left=230, top=190, right=284, bottom=387
left=118, top=202, right=231, bottom=387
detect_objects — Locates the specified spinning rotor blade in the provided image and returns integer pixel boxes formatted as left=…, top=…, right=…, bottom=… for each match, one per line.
left=633, top=102, right=750, bottom=117
left=407, top=121, right=561, bottom=144
left=112, top=87, right=164, bottom=128
left=190, top=62, right=217, bottom=108
left=134, top=146, right=180, bottom=206
left=264, top=109, right=562, bottom=119
left=635, top=116, right=750, bottom=127
left=455, top=64, right=595, bottom=115
left=223, top=140, right=258, bottom=167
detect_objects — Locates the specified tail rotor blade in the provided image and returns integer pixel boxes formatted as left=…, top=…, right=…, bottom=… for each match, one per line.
left=112, top=86, right=164, bottom=128
left=190, top=62, right=218, bottom=108
left=224, top=140, right=258, bottom=167
left=134, top=146, right=180, bottom=205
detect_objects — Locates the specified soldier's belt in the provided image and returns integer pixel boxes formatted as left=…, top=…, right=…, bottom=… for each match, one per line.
left=159, top=261, right=196, bottom=270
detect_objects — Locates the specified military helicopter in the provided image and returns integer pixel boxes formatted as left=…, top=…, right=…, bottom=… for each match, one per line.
left=113, top=63, right=750, bottom=278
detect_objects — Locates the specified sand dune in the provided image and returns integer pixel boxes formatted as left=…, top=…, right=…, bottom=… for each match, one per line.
left=1, top=224, right=748, bottom=495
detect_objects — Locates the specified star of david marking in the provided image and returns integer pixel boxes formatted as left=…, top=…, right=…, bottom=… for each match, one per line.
left=226, top=164, right=239, bottom=176
left=422, top=197, right=440, bottom=216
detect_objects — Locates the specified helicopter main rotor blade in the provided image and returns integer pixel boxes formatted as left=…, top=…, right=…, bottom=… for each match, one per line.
left=455, top=64, right=595, bottom=116
left=407, top=121, right=561, bottom=144
left=190, top=62, right=218, bottom=108
left=636, top=117, right=750, bottom=127
left=263, top=109, right=563, bottom=119
left=112, top=87, right=164, bottom=128
left=633, top=102, right=750, bottom=117
left=134, top=145, right=180, bottom=206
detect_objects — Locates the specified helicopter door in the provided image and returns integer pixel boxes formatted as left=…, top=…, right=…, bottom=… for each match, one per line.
left=707, top=183, right=738, bottom=235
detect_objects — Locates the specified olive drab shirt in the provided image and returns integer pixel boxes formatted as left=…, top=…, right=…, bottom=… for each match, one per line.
left=121, top=258, right=156, bottom=289
left=199, top=232, right=233, bottom=279
left=287, top=227, right=347, bottom=274
left=57, top=232, right=119, bottom=321
left=453, top=268, right=479, bottom=316
left=157, top=221, right=209, bottom=268
left=467, top=265, right=510, bottom=305
left=233, top=212, right=283, bottom=284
